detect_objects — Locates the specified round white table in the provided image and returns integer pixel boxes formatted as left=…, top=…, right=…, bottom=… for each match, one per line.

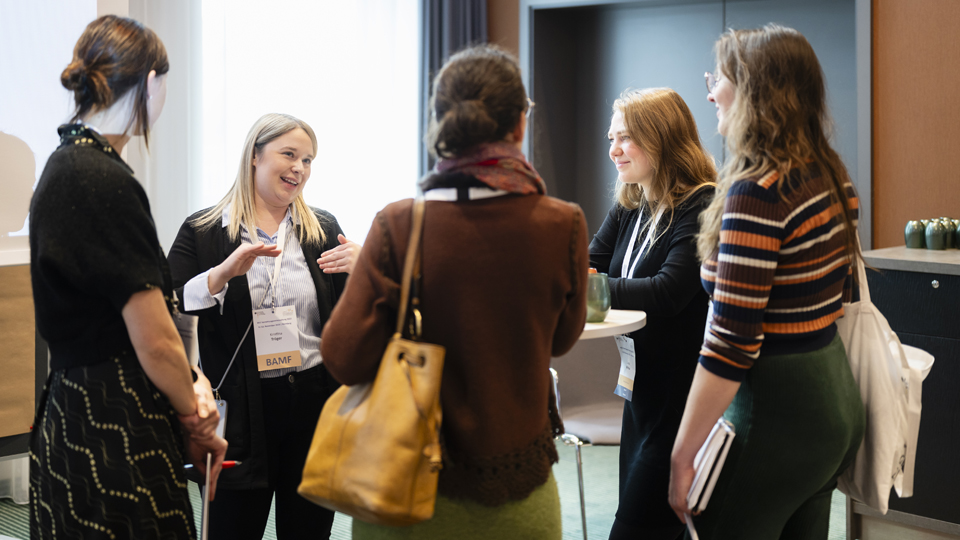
left=580, top=309, right=646, bottom=339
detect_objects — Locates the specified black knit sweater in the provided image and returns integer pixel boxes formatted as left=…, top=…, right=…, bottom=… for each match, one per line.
left=588, top=187, right=713, bottom=508
left=30, top=125, right=171, bottom=370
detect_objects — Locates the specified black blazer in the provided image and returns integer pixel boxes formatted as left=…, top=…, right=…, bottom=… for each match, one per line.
left=588, top=187, right=713, bottom=460
left=167, top=206, right=348, bottom=489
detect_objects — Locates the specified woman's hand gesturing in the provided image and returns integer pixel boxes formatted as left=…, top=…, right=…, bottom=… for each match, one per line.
left=317, top=234, right=361, bottom=274
left=208, top=242, right=282, bottom=295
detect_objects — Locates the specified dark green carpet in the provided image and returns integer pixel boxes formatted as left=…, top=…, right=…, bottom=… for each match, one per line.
left=0, top=443, right=847, bottom=539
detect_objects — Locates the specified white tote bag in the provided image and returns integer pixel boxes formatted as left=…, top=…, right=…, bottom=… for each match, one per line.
left=896, top=344, right=934, bottom=498
left=836, top=249, right=934, bottom=513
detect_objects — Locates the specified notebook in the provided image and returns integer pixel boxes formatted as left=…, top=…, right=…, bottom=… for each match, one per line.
left=684, top=417, right=736, bottom=539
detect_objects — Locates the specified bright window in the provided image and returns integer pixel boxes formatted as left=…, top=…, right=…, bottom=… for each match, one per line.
left=200, top=0, right=420, bottom=243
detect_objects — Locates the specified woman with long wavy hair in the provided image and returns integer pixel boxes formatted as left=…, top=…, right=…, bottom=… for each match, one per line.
left=668, top=24, right=865, bottom=539
left=590, top=88, right=715, bottom=540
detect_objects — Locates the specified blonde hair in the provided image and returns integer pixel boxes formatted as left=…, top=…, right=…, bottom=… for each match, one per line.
left=612, top=88, right=716, bottom=242
left=696, top=25, right=859, bottom=265
left=193, top=113, right=326, bottom=246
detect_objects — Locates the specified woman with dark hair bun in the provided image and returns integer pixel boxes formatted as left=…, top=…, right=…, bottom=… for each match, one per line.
left=321, top=45, right=588, bottom=540
left=29, top=15, right=226, bottom=540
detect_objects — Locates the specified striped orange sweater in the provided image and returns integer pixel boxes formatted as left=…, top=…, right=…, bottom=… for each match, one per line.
left=700, top=164, right=858, bottom=381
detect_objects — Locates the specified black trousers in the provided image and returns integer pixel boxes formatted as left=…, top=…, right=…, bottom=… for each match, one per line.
left=608, top=453, right=684, bottom=540
left=204, top=363, right=339, bottom=540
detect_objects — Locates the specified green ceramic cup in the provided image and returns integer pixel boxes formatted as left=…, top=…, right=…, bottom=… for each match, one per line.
left=941, top=219, right=957, bottom=249
left=905, top=221, right=925, bottom=248
left=926, top=220, right=947, bottom=250
left=586, top=272, right=611, bottom=323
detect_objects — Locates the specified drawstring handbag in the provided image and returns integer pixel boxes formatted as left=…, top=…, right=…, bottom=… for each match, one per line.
left=298, top=197, right=446, bottom=526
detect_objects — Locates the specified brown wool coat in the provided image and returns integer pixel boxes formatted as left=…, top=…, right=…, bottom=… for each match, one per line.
left=321, top=192, right=588, bottom=504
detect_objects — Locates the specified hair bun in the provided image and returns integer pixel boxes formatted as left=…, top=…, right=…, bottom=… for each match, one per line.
left=426, top=45, right=527, bottom=158
left=452, top=99, right=486, bottom=115
left=61, top=61, right=88, bottom=92
left=434, top=98, right=498, bottom=157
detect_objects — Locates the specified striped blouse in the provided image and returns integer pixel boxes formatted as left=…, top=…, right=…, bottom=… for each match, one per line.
left=183, top=207, right=324, bottom=379
left=700, top=164, right=858, bottom=381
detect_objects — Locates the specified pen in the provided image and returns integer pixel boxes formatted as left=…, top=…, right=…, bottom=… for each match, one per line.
left=185, top=460, right=241, bottom=470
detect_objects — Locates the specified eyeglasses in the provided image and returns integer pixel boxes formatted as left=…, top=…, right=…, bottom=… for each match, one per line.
left=705, top=71, right=719, bottom=93
left=526, top=98, right=536, bottom=113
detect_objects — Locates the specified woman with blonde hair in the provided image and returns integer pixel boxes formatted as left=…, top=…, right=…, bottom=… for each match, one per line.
left=168, top=113, right=360, bottom=539
left=589, top=88, right=715, bottom=540
left=668, top=24, right=864, bottom=539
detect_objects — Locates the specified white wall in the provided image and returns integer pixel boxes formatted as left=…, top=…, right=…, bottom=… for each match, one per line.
left=0, top=0, right=97, bottom=266
left=125, top=0, right=204, bottom=252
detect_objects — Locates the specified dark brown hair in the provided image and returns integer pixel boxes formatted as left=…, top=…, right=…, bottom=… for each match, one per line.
left=427, top=45, right=528, bottom=159
left=61, top=15, right=169, bottom=147
left=697, top=24, right=860, bottom=267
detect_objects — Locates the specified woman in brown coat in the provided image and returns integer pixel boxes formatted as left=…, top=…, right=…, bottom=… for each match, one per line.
left=320, top=45, right=588, bottom=540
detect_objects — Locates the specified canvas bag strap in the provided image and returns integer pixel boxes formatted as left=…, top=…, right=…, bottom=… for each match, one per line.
left=852, top=234, right=870, bottom=304
left=395, top=197, right=426, bottom=336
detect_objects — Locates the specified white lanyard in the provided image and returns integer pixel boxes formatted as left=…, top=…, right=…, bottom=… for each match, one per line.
left=262, top=219, right=289, bottom=310
left=621, top=206, right=664, bottom=279
left=207, top=217, right=290, bottom=392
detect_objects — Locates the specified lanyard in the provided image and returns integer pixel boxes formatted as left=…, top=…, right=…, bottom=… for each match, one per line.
left=621, top=206, right=664, bottom=279
left=261, top=219, right=289, bottom=311
left=206, top=217, right=290, bottom=395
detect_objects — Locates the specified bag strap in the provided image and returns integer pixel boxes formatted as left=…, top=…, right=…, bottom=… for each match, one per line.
left=852, top=234, right=870, bottom=304
left=395, top=197, right=426, bottom=336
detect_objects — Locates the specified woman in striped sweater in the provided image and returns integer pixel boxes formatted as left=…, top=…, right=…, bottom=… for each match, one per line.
left=668, top=24, right=865, bottom=539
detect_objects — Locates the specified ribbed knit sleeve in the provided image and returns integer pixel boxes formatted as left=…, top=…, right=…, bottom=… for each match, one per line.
left=699, top=173, right=785, bottom=381
left=699, top=167, right=859, bottom=382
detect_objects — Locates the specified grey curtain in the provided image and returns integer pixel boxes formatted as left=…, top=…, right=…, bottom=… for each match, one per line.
left=419, top=0, right=488, bottom=176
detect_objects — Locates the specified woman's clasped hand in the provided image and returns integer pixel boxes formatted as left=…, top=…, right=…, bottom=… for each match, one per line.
left=177, top=369, right=229, bottom=500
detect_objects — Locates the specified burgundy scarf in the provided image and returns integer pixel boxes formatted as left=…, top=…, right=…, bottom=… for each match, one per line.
left=434, top=142, right=546, bottom=195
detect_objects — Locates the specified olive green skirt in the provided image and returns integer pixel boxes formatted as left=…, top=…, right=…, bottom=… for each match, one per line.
left=351, top=470, right=561, bottom=540
left=688, top=333, right=865, bottom=540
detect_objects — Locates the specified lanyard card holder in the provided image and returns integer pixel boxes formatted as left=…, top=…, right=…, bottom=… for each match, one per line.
left=203, top=318, right=254, bottom=442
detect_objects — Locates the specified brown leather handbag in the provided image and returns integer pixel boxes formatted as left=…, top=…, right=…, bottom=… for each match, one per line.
left=298, top=197, right=445, bottom=526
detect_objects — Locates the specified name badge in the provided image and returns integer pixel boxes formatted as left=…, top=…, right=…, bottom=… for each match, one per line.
left=614, top=335, right=636, bottom=401
left=215, top=399, right=228, bottom=439
left=252, top=306, right=302, bottom=371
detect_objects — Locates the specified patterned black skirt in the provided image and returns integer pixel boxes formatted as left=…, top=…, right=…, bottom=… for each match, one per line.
left=29, top=353, right=196, bottom=540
